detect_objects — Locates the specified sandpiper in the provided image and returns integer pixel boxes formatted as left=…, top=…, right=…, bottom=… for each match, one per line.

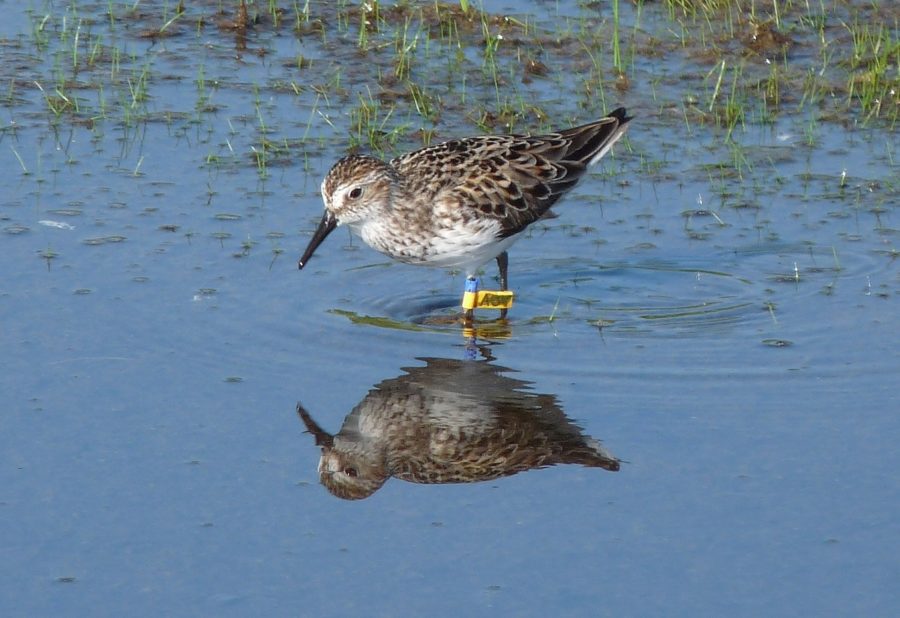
left=297, top=357, right=619, bottom=500
left=299, top=108, right=632, bottom=320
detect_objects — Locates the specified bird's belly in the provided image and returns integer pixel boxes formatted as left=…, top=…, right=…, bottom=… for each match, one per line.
left=417, top=233, right=520, bottom=272
left=359, top=219, right=521, bottom=275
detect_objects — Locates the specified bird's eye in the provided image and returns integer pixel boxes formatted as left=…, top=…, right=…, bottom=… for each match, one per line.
left=343, top=466, right=358, bottom=478
left=347, top=187, right=363, bottom=200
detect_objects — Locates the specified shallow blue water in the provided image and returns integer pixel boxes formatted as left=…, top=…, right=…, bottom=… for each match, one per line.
left=1, top=2, right=898, bottom=616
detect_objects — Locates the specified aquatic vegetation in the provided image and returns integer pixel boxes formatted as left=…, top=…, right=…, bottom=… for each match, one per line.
left=8, top=0, right=895, bottom=155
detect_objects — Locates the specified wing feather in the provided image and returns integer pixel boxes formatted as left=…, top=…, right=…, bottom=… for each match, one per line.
left=393, top=109, right=631, bottom=237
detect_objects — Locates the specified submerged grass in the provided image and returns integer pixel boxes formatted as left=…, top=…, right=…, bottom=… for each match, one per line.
left=1, top=0, right=892, bottom=308
left=4, top=0, right=896, bottom=181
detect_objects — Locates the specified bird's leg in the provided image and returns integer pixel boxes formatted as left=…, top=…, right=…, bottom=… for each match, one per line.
left=496, top=251, right=509, bottom=290
left=462, top=276, right=478, bottom=324
left=496, top=251, right=509, bottom=319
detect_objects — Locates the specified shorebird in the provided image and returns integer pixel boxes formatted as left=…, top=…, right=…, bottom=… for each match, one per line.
left=299, top=108, right=631, bottom=320
left=297, top=358, right=619, bottom=500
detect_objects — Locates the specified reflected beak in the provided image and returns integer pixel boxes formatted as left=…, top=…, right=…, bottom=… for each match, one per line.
left=298, top=212, right=337, bottom=269
left=296, top=402, right=334, bottom=448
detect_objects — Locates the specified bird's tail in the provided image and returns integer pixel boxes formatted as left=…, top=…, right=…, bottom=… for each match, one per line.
left=559, top=107, right=632, bottom=167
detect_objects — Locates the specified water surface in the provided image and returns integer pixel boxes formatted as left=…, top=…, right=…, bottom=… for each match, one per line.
left=1, top=1, right=897, bottom=616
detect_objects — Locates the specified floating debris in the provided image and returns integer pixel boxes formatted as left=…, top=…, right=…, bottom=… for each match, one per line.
left=762, top=338, right=793, bottom=348
left=193, top=288, right=217, bottom=302
left=38, top=220, right=75, bottom=230
left=81, top=235, right=127, bottom=245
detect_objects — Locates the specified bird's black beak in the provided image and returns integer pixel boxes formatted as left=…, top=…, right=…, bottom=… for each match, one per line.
left=298, top=212, right=337, bottom=269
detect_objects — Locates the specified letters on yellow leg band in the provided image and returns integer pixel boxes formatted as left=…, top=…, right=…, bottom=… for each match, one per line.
left=475, top=290, right=514, bottom=309
left=460, top=277, right=514, bottom=311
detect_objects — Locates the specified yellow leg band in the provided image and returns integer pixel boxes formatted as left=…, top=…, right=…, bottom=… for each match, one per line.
left=461, top=290, right=514, bottom=311
left=462, top=290, right=478, bottom=310
left=461, top=277, right=514, bottom=311
left=475, top=290, right=514, bottom=309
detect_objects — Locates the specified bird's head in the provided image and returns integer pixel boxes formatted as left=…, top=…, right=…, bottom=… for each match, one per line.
left=298, top=155, right=400, bottom=269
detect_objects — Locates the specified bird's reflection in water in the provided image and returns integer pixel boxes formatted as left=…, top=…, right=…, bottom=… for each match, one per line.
left=297, top=357, right=619, bottom=500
